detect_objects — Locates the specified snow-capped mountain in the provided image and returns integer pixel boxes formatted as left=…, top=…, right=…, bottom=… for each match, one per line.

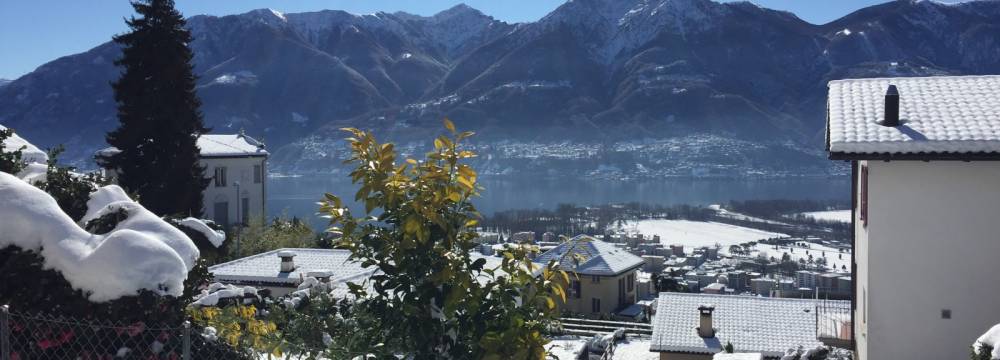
left=3, top=0, right=1000, bottom=175
left=0, top=79, right=10, bottom=88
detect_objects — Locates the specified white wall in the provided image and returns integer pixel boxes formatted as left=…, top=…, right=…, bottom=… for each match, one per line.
left=853, top=161, right=870, bottom=360
left=202, top=156, right=266, bottom=228
left=859, top=161, right=1000, bottom=360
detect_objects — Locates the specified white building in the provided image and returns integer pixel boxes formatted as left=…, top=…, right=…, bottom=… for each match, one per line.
left=827, top=75, right=1000, bottom=360
left=198, top=134, right=268, bottom=227
left=98, top=132, right=268, bottom=227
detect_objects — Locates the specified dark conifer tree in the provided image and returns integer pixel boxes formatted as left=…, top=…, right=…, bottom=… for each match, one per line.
left=103, top=0, right=208, bottom=217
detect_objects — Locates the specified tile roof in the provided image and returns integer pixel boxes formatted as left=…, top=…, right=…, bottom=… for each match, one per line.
left=198, top=134, right=268, bottom=157
left=533, top=235, right=644, bottom=276
left=208, top=248, right=373, bottom=285
left=209, top=248, right=533, bottom=289
left=827, top=75, right=1000, bottom=157
left=651, top=293, right=848, bottom=357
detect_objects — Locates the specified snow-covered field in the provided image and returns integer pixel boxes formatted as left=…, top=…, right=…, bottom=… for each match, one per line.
left=710, top=204, right=790, bottom=226
left=798, top=210, right=851, bottom=223
left=624, top=220, right=788, bottom=254
left=756, top=242, right=852, bottom=273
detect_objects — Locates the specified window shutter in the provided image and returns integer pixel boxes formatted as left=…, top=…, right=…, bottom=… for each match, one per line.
left=860, top=165, right=868, bottom=227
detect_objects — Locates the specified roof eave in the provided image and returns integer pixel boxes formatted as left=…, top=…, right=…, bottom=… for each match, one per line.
left=201, top=153, right=269, bottom=159
left=829, top=151, right=1000, bottom=161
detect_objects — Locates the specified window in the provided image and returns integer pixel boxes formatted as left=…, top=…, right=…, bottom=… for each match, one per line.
left=241, top=197, right=250, bottom=224
left=591, top=275, right=601, bottom=284
left=253, top=164, right=262, bottom=184
left=591, top=298, right=601, bottom=313
left=627, top=273, right=634, bottom=292
left=214, top=167, right=227, bottom=187
left=571, top=280, right=581, bottom=299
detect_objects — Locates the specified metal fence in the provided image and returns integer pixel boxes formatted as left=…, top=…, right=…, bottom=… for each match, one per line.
left=815, top=300, right=854, bottom=349
left=0, top=305, right=247, bottom=360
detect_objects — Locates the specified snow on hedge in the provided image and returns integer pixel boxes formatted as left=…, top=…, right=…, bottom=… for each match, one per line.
left=178, top=217, right=226, bottom=248
left=0, top=172, right=200, bottom=301
left=975, top=324, right=1000, bottom=359
left=0, top=124, right=48, bottom=164
left=80, top=185, right=199, bottom=269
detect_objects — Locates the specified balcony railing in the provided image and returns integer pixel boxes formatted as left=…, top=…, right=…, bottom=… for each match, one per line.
left=816, top=300, right=854, bottom=349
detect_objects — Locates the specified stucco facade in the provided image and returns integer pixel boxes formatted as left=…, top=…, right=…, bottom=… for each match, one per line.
left=853, top=160, right=1000, bottom=360
left=202, top=156, right=267, bottom=228
left=558, top=269, right=639, bottom=316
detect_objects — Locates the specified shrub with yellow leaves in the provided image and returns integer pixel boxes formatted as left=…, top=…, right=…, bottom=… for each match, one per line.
left=319, top=119, right=569, bottom=359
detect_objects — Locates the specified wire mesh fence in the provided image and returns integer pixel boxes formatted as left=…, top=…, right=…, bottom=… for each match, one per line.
left=0, top=305, right=249, bottom=360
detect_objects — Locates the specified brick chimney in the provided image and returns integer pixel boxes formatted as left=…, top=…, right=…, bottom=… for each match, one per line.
left=698, top=304, right=716, bottom=338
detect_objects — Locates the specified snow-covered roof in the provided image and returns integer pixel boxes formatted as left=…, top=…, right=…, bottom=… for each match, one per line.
left=714, top=354, right=762, bottom=360
left=533, top=235, right=644, bottom=276
left=96, top=133, right=268, bottom=159
left=0, top=124, right=48, bottom=164
left=651, top=293, right=846, bottom=356
left=827, top=75, right=1000, bottom=159
left=197, top=134, right=267, bottom=157
left=209, top=248, right=372, bottom=285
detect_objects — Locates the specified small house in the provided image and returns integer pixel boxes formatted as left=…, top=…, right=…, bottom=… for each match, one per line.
left=533, top=235, right=644, bottom=317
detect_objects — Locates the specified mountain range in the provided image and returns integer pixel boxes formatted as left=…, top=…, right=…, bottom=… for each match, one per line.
left=3, top=0, right=1000, bottom=177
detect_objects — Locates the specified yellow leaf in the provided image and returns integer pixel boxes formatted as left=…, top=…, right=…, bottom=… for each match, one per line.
left=434, top=138, right=444, bottom=150
left=443, top=118, right=456, bottom=133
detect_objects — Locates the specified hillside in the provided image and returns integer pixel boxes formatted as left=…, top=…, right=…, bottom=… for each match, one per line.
left=3, top=0, right=1000, bottom=177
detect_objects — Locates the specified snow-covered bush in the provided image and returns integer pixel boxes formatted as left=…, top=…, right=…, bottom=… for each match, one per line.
left=0, top=127, right=27, bottom=174
left=973, top=324, right=1000, bottom=360
left=1, top=172, right=198, bottom=301
left=169, top=217, right=227, bottom=262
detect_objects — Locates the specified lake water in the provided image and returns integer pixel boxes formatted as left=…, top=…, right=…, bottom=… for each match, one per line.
left=268, top=175, right=851, bottom=230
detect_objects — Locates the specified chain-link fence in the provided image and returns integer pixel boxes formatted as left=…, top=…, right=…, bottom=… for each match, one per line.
left=0, top=305, right=249, bottom=360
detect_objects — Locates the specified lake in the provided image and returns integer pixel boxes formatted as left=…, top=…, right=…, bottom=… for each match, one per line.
left=267, top=175, right=851, bottom=230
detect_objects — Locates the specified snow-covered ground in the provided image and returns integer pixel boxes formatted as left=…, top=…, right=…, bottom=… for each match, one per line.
left=797, top=210, right=851, bottom=223
left=710, top=204, right=790, bottom=226
left=623, top=220, right=788, bottom=255
left=756, top=242, right=852, bottom=273
left=612, top=337, right=656, bottom=359
left=547, top=336, right=586, bottom=360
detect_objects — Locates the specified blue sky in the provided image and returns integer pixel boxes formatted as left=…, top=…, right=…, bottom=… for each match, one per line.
left=0, top=0, right=959, bottom=79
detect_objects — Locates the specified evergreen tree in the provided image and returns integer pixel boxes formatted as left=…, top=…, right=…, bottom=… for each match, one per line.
left=102, top=0, right=208, bottom=217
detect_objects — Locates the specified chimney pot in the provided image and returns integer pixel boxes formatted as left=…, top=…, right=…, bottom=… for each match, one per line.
left=697, top=304, right=716, bottom=338
left=277, top=250, right=296, bottom=272
left=881, top=85, right=900, bottom=127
